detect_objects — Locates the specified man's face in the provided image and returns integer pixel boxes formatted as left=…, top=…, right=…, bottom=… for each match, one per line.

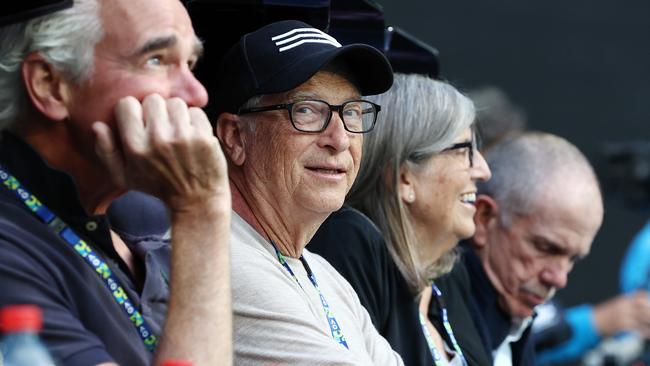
left=64, top=0, right=207, bottom=149
left=240, top=70, right=362, bottom=219
left=476, top=185, right=603, bottom=318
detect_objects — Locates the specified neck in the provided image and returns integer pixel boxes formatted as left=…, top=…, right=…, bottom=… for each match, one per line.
left=15, top=120, right=120, bottom=215
left=230, top=177, right=322, bottom=258
left=418, top=284, right=433, bottom=314
left=413, top=225, right=453, bottom=268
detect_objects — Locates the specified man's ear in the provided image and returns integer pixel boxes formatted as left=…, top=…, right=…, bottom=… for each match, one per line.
left=22, top=53, right=72, bottom=121
left=473, top=194, right=500, bottom=248
left=397, top=165, right=417, bottom=204
left=215, top=112, right=247, bottom=166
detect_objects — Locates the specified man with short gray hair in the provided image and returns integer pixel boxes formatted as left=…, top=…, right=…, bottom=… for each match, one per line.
left=0, top=0, right=232, bottom=364
left=435, top=132, right=604, bottom=366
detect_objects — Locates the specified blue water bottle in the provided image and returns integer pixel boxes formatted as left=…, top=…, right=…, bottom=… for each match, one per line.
left=0, top=305, right=55, bottom=366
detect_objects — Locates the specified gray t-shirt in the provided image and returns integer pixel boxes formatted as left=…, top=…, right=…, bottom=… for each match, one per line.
left=231, top=212, right=405, bottom=365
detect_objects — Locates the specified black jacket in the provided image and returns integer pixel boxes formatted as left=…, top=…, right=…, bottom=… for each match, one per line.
left=309, top=207, right=491, bottom=366
left=435, top=242, right=536, bottom=366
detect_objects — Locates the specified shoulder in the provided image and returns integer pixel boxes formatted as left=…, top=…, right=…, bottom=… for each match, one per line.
left=0, top=200, right=68, bottom=270
left=230, top=214, right=276, bottom=266
left=307, top=206, right=396, bottom=297
left=303, top=250, right=356, bottom=291
left=0, top=203, right=118, bottom=364
left=327, top=206, right=383, bottom=240
left=308, top=207, right=404, bottom=330
left=309, top=206, right=386, bottom=260
left=302, top=249, right=370, bottom=312
left=326, top=206, right=380, bottom=230
left=229, top=217, right=304, bottom=305
left=436, top=244, right=477, bottom=291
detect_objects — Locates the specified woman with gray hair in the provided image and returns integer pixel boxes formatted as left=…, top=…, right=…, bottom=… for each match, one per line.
left=309, top=73, right=492, bottom=366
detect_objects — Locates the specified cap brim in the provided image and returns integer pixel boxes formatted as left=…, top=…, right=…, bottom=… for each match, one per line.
left=0, top=0, right=73, bottom=26
left=259, top=43, right=393, bottom=98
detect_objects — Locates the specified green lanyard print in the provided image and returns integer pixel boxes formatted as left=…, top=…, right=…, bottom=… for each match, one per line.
left=273, top=245, right=349, bottom=349
left=419, top=282, right=468, bottom=366
left=0, top=164, right=158, bottom=352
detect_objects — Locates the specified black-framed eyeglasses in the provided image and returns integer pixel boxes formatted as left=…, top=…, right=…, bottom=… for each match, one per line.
left=442, top=140, right=475, bottom=168
left=237, top=99, right=381, bottom=133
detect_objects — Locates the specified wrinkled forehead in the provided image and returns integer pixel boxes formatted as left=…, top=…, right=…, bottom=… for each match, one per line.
left=512, top=208, right=596, bottom=259
left=98, top=0, right=196, bottom=47
left=267, top=70, right=361, bottom=104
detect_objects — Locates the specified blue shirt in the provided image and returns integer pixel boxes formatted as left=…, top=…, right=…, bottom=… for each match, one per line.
left=0, top=132, right=170, bottom=365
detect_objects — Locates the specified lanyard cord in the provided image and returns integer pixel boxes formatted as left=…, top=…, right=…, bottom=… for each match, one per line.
left=272, top=245, right=349, bottom=349
left=0, top=165, right=158, bottom=352
left=419, top=282, right=468, bottom=366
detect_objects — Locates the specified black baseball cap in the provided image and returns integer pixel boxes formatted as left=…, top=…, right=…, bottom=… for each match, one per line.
left=211, top=19, right=393, bottom=117
left=0, top=0, right=73, bottom=26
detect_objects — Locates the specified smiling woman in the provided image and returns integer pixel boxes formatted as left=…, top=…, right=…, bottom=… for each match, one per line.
left=309, top=73, right=492, bottom=366
left=350, top=73, right=490, bottom=289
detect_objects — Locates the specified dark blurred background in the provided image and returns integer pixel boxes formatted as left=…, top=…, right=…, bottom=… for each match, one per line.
left=185, top=0, right=650, bottom=311
left=372, top=0, right=650, bottom=309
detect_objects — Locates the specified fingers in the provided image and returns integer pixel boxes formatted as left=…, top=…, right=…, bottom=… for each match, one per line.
left=93, top=121, right=126, bottom=188
left=117, top=94, right=187, bottom=153
left=166, top=97, right=192, bottom=139
left=114, top=96, right=146, bottom=154
left=143, top=94, right=171, bottom=142
left=630, top=292, right=650, bottom=335
left=106, top=93, right=229, bottom=208
left=188, top=106, right=213, bottom=136
left=604, top=291, right=650, bottom=338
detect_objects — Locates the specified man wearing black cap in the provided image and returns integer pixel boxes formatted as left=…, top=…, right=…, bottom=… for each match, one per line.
left=0, top=0, right=231, bottom=365
left=213, top=20, right=402, bottom=365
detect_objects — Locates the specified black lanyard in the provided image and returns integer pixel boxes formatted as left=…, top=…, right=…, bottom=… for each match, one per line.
left=272, top=245, right=349, bottom=349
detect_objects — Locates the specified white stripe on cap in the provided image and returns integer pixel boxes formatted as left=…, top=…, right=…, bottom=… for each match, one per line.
left=271, top=27, right=341, bottom=52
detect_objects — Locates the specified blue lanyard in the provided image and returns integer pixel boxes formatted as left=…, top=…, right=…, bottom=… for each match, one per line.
left=0, top=165, right=158, bottom=352
left=273, top=246, right=349, bottom=349
left=419, top=282, right=468, bottom=366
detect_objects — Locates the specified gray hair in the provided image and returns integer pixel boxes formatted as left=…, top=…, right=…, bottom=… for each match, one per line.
left=348, top=73, right=475, bottom=292
left=0, top=0, right=103, bottom=131
left=236, top=95, right=264, bottom=132
left=479, top=131, right=601, bottom=226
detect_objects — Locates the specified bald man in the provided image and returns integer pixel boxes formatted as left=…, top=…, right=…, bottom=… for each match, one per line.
left=434, top=132, right=604, bottom=366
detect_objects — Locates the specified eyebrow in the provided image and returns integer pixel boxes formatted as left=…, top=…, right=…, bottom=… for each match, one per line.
left=286, top=90, right=361, bottom=102
left=531, top=235, right=587, bottom=262
left=537, top=237, right=565, bottom=253
left=131, top=35, right=204, bottom=59
left=133, top=35, right=177, bottom=58
left=193, top=38, right=204, bottom=59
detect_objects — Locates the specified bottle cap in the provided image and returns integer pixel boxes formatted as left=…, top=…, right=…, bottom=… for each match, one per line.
left=161, top=360, right=193, bottom=366
left=0, top=304, right=43, bottom=333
